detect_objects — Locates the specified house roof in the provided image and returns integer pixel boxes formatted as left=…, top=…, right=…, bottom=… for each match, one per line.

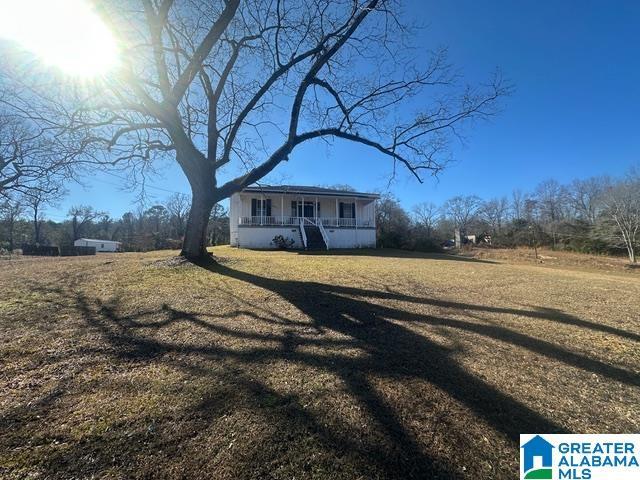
left=241, top=185, right=379, bottom=199
left=76, top=238, right=121, bottom=244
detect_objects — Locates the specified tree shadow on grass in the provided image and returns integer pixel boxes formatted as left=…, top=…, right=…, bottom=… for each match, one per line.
left=207, top=262, right=639, bottom=386
left=7, top=264, right=638, bottom=479
left=72, top=292, right=460, bottom=478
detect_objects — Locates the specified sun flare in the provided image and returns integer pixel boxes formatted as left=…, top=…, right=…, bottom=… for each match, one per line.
left=0, top=0, right=119, bottom=77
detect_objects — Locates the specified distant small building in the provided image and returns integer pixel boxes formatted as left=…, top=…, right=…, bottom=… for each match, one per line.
left=453, top=229, right=477, bottom=248
left=74, top=238, right=122, bottom=252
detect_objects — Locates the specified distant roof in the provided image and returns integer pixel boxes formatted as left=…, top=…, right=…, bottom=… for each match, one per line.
left=76, top=238, right=121, bottom=244
left=241, top=185, right=379, bottom=199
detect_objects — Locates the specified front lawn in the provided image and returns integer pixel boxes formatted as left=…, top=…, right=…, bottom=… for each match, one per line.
left=1, top=247, right=638, bottom=479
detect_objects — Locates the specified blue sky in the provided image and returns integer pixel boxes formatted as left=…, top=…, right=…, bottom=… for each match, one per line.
left=49, top=0, right=640, bottom=221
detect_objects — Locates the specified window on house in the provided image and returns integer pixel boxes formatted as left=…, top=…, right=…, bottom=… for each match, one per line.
left=251, top=198, right=271, bottom=217
left=339, top=202, right=355, bottom=219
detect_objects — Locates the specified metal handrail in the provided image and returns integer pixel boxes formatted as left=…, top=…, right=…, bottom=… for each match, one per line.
left=299, top=218, right=307, bottom=249
left=318, top=222, right=330, bottom=250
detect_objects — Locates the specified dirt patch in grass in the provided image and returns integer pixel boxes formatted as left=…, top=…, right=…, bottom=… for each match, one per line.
left=1, top=247, right=638, bottom=479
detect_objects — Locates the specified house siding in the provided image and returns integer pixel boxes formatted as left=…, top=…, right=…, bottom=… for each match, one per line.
left=229, top=190, right=377, bottom=249
left=325, top=228, right=376, bottom=248
left=237, top=226, right=302, bottom=249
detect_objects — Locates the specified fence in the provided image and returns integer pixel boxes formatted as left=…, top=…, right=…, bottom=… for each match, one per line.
left=21, top=245, right=60, bottom=256
left=21, top=245, right=96, bottom=256
left=60, top=246, right=96, bottom=256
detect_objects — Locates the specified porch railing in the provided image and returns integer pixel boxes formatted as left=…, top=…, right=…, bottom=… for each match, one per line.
left=238, top=216, right=297, bottom=225
left=239, top=216, right=373, bottom=227
left=318, top=217, right=371, bottom=227
left=318, top=222, right=330, bottom=249
left=299, top=218, right=307, bottom=248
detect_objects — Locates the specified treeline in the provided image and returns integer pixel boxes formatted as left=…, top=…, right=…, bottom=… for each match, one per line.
left=377, top=171, right=640, bottom=263
left=0, top=193, right=229, bottom=253
left=3, top=172, right=638, bottom=263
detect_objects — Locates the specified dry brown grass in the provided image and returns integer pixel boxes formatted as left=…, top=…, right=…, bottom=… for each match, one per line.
left=1, top=247, right=639, bottom=479
left=468, top=246, right=639, bottom=273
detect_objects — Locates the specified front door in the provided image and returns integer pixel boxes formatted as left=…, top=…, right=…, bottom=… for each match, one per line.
left=293, top=201, right=318, bottom=218
left=303, top=202, right=315, bottom=218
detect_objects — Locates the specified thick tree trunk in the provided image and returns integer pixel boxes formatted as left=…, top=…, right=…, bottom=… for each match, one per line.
left=181, top=189, right=216, bottom=259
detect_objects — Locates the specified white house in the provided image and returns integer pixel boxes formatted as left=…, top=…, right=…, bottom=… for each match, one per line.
left=229, top=185, right=379, bottom=249
left=74, top=238, right=122, bottom=252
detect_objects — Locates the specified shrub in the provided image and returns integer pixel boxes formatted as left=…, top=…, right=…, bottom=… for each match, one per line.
left=411, top=237, right=443, bottom=253
left=272, top=235, right=295, bottom=249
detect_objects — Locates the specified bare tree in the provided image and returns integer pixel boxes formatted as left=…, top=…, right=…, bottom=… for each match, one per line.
left=534, top=179, right=569, bottom=249
left=534, top=179, right=568, bottom=224
left=412, top=201, right=438, bottom=237
left=479, top=196, right=509, bottom=235
left=3, top=0, right=507, bottom=258
left=510, top=189, right=528, bottom=220
left=442, top=195, right=481, bottom=234
left=165, top=192, right=191, bottom=237
left=600, top=175, right=640, bottom=263
left=523, top=198, right=538, bottom=222
left=0, top=196, right=24, bottom=251
left=0, top=108, right=71, bottom=199
left=68, top=205, right=106, bottom=241
left=24, top=187, right=57, bottom=244
left=568, top=176, right=609, bottom=225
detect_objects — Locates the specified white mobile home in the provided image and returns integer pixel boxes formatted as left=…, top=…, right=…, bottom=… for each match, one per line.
left=74, top=238, right=122, bottom=252
left=230, top=185, right=378, bottom=250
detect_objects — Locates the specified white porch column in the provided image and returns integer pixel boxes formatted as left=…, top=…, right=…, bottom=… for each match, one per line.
left=373, top=200, right=376, bottom=227
left=301, top=196, right=304, bottom=221
left=354, top=197, right=358, bottom=246
left=281, top=195, right=284, bottom=225
left=335, top=198, right=339, bottom=226
left=260, top=194, right=264, bottom=225
left=315, top=196, right=318, bottom=223
left=353, top=197, right=358, bottom=227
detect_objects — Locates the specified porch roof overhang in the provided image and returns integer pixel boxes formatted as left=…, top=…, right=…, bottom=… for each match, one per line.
left=241, top=185, right=379, bottom=200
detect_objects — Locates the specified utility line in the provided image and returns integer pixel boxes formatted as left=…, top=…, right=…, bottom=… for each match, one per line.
left=96, top=170, right=189, bottom=195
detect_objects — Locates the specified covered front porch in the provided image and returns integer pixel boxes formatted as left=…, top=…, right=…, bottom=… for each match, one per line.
left=236, top=193, right=376, bottom=228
